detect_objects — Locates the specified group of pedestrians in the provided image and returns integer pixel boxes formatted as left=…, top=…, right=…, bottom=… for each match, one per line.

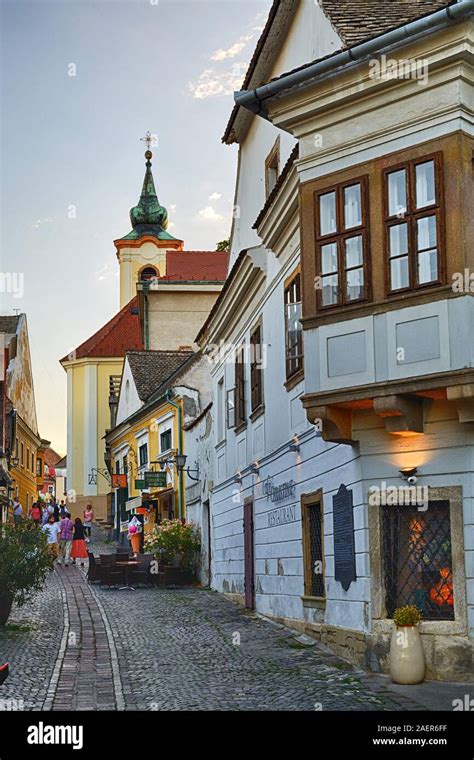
left=11, top=496, right=94, bottom=569
left=42, top=505, right=94, bottom=568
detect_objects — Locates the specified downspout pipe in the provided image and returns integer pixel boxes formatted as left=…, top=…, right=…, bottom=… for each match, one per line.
left=142, top=281, right=150, bottom=351
left=235, top=0, right=474, bottom=117
left=165, top=390, right=184, bottom=521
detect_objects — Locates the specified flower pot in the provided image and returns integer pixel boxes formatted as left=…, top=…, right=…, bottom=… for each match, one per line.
left=390, top=624, right=425, bottom=684
left=0, top=592, right=14, bottom=626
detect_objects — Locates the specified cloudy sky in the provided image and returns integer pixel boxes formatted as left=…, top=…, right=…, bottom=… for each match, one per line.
left=0, top=0, right=270, bottom=453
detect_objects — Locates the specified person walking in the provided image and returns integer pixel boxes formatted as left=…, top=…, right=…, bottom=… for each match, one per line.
left=41, top=514, right=61, bottom=568
left=58, top=512, right=74, bottom=567
left=12, top=497, right=23, bottom=526
left=83, top=504, right=94, bottom=542
left=127, top=514, right=142, bottom=557
left=41, top=503, right=50, bottom=526
left=30, top=502, right=42, bottom=526
left=59, top=500, right=67, bottom=518
left=71, top=518, right=88, bottom=567
left=53, top=501, right=60, bottom=522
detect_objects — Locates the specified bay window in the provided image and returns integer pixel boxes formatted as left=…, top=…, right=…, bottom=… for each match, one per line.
left=315, top=177, right=369, bottom=309
left=384, top=154, right=443, bottom=293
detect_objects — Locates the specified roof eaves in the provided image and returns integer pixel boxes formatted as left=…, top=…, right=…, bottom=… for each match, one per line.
left=253, top=143, right=299, bottom=230
left=195, top=249, right=249, bottom=344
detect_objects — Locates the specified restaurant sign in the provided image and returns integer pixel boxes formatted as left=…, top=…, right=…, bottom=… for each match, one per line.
left=263, top=476, right=296, bottom=503
left=144, top=471, right=167, bottom=488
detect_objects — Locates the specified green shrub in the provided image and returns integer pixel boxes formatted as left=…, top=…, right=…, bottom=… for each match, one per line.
left=0, top=521, right=52, bottom=623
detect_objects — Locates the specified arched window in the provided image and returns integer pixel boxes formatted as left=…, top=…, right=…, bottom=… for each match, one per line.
left=139, top=266, right=158, bottom=282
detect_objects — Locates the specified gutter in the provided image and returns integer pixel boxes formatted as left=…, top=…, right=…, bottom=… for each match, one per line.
left=234, top=0, right=474, bottom=117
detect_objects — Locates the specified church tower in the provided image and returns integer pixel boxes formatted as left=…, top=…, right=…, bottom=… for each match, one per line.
left=115, top=141, right=183, bottom=308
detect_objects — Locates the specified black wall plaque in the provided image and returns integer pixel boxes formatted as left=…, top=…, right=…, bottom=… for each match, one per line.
left=333, top=484, right=357, bottom=591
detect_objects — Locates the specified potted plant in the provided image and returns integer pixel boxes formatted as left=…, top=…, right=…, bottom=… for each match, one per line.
left=0, top=521, right=51, bottom=625
left=390, top=605, right=425, bottom=684
left=144, top=519, right=200, bottom=585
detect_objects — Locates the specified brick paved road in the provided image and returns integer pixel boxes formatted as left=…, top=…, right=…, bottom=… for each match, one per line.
left=0, top=529, right=425, bottom=712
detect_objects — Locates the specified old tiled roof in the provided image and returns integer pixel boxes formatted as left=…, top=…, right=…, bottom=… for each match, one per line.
left=253, top=144, right=299, bottom=229
left=224, top=0, right=455, bottom=143
left=320, top=0, right=454, bottom=48
left=44, top=448, right=62, bottom=467
left=61, top=297, right=143, bottom=362
left=0, top=315, right=20, bottom=334
left=126, top=349, right=194, bottom=402
left=160, top=251, right=229, bottom=282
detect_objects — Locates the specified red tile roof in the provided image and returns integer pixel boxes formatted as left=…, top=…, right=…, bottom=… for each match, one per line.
left=44, top=448, right=62, bottom=467
left=61, top=297, right=143, bottom=361
left=160, top=251, right=229, bottom=282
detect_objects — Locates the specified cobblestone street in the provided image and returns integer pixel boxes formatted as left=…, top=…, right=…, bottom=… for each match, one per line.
left=0, top=532, right=430, bottom=712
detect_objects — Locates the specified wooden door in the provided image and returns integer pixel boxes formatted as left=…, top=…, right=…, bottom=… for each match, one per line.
left=243, top=497, right=255, bottom=609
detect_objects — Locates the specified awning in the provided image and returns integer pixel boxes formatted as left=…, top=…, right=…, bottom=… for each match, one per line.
left=125, top=495, right=143, bottom=512
left=149, top=487, right=174, bottom=502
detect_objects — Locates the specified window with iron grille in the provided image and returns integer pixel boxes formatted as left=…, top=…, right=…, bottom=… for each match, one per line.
left=302, top=496, right=325, bottom=598
left=382, top=501, right=454, bottom=620
left=284, top=272, right=303, bottom=379
left=250, top=323, right=263, bottom=414
left=235, top=345, right=246, bottom=429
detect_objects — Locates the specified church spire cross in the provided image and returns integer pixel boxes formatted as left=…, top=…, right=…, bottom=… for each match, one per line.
left=140, top=131, right=157, bottom=156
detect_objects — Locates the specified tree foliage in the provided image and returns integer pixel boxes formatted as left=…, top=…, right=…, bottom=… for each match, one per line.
left=0, top=521, right=51, bottom=609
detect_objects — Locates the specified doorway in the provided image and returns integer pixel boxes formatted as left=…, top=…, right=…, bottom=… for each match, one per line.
left=243, top=497, right=255, bottom=609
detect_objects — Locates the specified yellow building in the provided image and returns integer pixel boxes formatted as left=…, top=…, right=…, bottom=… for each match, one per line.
left=0, top=314, right=46, bottom=515
left=61, top=142, right=228, bottom=522
left=106, top=348, right=210, bottom=539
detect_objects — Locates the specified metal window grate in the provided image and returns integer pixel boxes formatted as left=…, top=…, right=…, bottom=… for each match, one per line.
left=308, top=503, right=324, bottom=598
left=382, top=501, right=454, bottom=621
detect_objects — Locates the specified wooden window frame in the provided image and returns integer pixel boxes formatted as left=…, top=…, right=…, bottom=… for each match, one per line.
left=301, top=490, right=326, bottom=601
left=250, top=321, right=264, bottom=419
left=314, top=175, right=371, bottom=311
left=383, top=152, right=445, bottom=296
left=138, top=442, right=148, bottom=467
left=159, top=428, right=172, bottom=454
left=284, top=269, right=303, bottom=381
left=265, top=137, right=280, bottom=198
left=234, top=345, right=246, bottom=432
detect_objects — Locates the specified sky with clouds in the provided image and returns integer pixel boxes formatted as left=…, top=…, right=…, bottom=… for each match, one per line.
left=0, top=0, right=270, bottom=453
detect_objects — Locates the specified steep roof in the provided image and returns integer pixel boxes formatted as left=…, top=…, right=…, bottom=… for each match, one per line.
left=44, top=448, right=62, bottom=467
left=61, top=297, right=143, bottom=362
left=320, top=0, right=453, bottom=48
left=222, top=0, right=299, bottom=144
left=223, top=0, right=455, bottom=144
left=126, top=349, right=195, bottom=402
left=160, top=251, right=229, bottom=282
left=116, top=150, right=181, bottom=244
left=0, top=315, right=20, bottom=334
